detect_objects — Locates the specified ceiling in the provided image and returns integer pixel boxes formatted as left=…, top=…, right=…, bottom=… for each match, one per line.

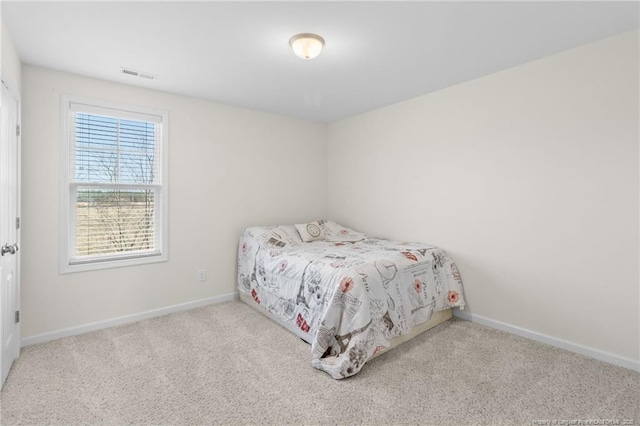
left=3, top=1, right=638, bottom=123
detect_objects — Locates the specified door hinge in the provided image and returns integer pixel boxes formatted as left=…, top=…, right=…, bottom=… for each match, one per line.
left=15, top=311, right=19, bottom=324
left=16, top=217, right=20, bottom=230
left=16, top=124, right=20, bottom=137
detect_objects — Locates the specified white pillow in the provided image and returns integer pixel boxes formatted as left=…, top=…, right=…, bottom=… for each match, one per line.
left=295, top=221, right=326, bottom=242
left=322, top=221, right=367, bottom=242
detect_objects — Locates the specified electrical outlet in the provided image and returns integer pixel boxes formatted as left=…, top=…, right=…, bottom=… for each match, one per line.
left=197, top=269, right=207, bottom=282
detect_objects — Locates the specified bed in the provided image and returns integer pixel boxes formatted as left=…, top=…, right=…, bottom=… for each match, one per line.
left=237, top=220, right=465, bottom=379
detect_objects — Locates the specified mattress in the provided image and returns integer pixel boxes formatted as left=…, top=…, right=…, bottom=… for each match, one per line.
left=237, top=220, right=465, bottom=379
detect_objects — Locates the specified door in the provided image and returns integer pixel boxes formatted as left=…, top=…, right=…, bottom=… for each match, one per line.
left=0, top=79, right=20, bottom=387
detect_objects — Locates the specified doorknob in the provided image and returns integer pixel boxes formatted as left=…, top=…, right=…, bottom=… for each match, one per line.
left=1, top=243, right=18, bottom=256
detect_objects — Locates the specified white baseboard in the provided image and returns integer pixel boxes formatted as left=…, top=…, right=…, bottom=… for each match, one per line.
left=453, top=309, right=640, bottom=372
left=21, top=292, right=238, bottom=347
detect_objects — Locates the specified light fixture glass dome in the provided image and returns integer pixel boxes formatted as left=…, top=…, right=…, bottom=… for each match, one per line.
left=289, top=33, right=325, bottom=60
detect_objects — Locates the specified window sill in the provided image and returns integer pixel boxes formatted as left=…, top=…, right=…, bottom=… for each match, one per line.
left=60, top=252, right=168, bottom=274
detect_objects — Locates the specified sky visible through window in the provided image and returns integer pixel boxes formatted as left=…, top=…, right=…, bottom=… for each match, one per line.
left=75, top=113, right=156, bottom=185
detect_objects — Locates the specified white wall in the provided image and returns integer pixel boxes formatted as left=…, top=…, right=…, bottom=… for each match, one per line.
left=21, top=65, right=327, bottom=338
left=327, top=31, right=639, bottom=363
left=1, top=18, right=21, bottom=92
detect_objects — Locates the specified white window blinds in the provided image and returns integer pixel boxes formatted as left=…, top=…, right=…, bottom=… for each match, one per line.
left=62, top=98, right=168, bottom=271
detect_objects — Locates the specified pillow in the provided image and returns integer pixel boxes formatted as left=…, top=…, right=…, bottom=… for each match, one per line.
left=322, top=220, right=367, bottom=242
left=295, top=221, right=326, bottom=242
left=266, top=225, right=303, bottom=246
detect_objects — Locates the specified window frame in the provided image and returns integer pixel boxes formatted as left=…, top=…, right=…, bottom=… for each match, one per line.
left=60, top=95, right=169, bottom=273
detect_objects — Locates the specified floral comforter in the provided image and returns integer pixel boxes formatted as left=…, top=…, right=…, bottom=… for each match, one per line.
left=237, top=220, right=465, bottom=379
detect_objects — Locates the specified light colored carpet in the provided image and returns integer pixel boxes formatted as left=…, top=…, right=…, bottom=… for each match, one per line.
left=1, top=301, right=638, bottom=425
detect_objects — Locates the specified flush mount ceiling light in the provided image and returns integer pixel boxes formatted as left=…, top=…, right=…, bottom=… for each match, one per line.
left=289, top=33, right=325, bottom=60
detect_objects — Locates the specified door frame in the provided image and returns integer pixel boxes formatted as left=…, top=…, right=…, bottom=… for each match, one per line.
left=0, top=71, right=22, bottom=386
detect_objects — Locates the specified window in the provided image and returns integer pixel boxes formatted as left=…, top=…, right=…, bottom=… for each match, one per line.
left=60, top=96, right=168, bottom=273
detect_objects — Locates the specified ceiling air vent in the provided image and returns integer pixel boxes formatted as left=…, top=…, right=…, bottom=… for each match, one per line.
left=121, top=67, right=156, bottom=80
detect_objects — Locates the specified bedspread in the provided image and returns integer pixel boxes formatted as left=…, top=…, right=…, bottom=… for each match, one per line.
left=237, top=221, right=465, bottom=379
